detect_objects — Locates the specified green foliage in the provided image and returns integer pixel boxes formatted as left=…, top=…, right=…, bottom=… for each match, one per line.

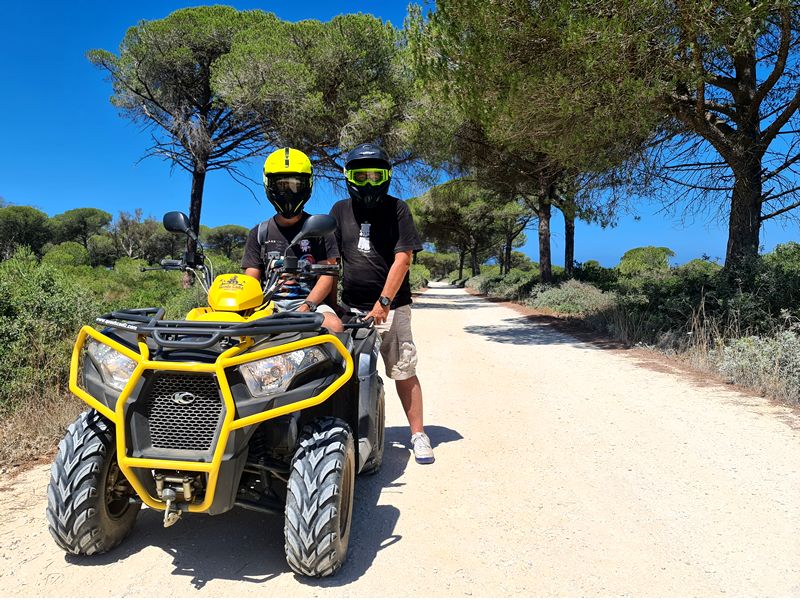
left=574, top=259, right=619, bottom=290
left=759, top=242, right=800, bottom=314
left=415, top=251, right=459, bottom=280
left=414, top=180, right=514, bottom=276
left=110, top=209, right=184, bottom=263
left=206, top=224, right=248, bottom=261
left=0, top=205, right=51, bottom=259
left=214, top=12, right=411, bottom=173
left=528, top=280, right=618, bottom=316
left=508, top=251, right=536, bottom=272
left=489, top=268, right=540, bottom=300
left=465, top=265, right=502, bottom=294
left=87, top=233, right=118, bottom=267
left=715, top=330, right=800, bottom=404
left=618, top=246, right=675, bottom=278
left=42, top=242, right=90, bottom=267
left=88, top=7, right=272, bottom=234
left=409, top=264, right=431, bottom=291
left=50, top=208, right=112, bottom=248
left=0, top=249, right=101, bottom=414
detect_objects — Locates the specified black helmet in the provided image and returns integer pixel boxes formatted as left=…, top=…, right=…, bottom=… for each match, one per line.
left=344, top=143, right=392, bottom=208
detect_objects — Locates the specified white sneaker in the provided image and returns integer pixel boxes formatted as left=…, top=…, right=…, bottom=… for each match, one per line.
left=410, top=432, right=435, bottom=464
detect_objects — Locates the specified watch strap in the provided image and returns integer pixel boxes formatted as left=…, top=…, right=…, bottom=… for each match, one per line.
left=302, top=299, right=318, bottom=311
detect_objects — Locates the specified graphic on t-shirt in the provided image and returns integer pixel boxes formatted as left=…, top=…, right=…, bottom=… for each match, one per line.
left=358, top=223, right=371, bottom=253
left=299, top=239, right=311, bottom=254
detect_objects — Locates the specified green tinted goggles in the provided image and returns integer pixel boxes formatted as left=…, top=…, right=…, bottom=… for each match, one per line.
left=345, top=168, right=392, bottom=186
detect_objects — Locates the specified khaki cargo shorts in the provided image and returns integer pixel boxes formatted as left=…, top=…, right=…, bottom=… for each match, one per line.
left=375, top=305, right=418, bottom=381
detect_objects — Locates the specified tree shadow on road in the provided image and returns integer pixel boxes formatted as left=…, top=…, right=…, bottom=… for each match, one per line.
left=464, top=316, right=591, bottom=346
left=412, top=301, right=487, bottom=310
left=63, top=424, right=463, bottom=589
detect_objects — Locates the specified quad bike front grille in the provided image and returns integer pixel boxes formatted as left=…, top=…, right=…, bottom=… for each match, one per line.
left=142, top=373, right=223, bottom=452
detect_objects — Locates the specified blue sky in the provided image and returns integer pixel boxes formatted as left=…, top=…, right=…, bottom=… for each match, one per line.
left=0, top=1, right=797, bottom=267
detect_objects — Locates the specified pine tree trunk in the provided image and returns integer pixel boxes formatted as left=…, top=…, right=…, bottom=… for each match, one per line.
left=505, top=233, right=513, bottom=273
left=538, top=201, right=552, bottom=283
left=564, top=212, right=575, bottom=278
left=725, top=158, right=762, bottom=271
left=458, top=250, right=466, bottom=280
left=183, top=163, right=207, bottom=288
left=470, top=244, right=480, bottom=277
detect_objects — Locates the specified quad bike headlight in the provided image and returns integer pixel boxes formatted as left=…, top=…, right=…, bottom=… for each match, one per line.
left=240, top=347, right=328, bottom=397
left=85, top=339, right=137, bottom=392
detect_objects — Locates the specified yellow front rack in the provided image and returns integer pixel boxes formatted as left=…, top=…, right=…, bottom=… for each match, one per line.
left=69, top=326, right=354, bottom=512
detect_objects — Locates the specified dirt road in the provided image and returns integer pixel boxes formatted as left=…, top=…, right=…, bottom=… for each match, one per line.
left=2, top=283, right=800, bottom=596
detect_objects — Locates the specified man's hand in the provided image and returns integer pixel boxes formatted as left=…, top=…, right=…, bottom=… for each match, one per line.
left=367, top=301, right=391, bottom=325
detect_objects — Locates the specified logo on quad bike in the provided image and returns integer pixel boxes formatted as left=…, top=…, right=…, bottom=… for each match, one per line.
left=171, top=391, right=197, bottom=405
left=220, top=275, right=244, bottom=290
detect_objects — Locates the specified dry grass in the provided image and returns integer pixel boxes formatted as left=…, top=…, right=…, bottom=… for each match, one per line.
left=0, top=394, right=83, bottom=473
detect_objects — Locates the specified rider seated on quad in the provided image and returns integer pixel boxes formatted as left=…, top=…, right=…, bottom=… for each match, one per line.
left=241, top=147, right=344, bottom=333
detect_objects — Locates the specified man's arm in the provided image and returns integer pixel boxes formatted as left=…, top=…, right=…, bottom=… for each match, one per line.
left=367, top=250, right=413, bottom=324
left=244, top=267, right=262, bottom=281
left=296, top=258, right=337, bottom=312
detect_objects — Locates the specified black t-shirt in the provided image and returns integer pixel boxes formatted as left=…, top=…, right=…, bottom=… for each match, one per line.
left=329, top=196, right=423, bottom=310
left=241, top=213, right=340, bottom=300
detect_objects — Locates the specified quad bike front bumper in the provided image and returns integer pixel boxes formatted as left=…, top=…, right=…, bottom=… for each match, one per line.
left=70, top=325, right=353, bottom=515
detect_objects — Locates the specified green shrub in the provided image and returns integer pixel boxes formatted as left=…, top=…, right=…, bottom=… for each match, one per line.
left=42, top=241, right=90, bottom=267
left=618, top=246, right=675, bottom=277
left=491, top=268, right=540, bottom=300
left=527, top=280, right=618, bottom=316
left=416, top=251, right=459, bottom=280
left=714, top=330, right=800, bottom=403
left=0, top=249, right=101, bottom=414
left=574, top=259, right=619, bottom=290
left=465, top=265, right=502, bottom=293
left=409, top=263, right=431, bottom=291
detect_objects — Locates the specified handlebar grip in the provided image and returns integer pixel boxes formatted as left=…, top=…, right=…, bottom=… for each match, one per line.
left=342, top=315, right=375, bottom=330
left=160, top=258, right=182, bottom=267
left=310, top=264, right=340, bottom=275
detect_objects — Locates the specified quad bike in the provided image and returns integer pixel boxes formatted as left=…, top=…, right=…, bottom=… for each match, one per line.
left=46, top=211, right=385, bottom=577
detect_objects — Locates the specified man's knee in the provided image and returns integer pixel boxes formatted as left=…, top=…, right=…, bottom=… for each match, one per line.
left=322, top=312, right=344, bottom=333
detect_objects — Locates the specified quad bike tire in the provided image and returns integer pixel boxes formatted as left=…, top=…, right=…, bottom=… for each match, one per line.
left=284, top=417, right=356, bottom=577
left=46, top=410, right=140, bottom=555
left=361, top=376, right=385, bottom=475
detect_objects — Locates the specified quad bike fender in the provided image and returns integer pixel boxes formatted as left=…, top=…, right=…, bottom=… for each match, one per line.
left=354, top=330, right=382, bottom=471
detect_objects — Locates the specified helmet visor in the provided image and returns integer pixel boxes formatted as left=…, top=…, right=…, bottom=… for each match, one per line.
left=268, top=174, right=310, bottom=194
left=345, top=168, right=391, bottom=187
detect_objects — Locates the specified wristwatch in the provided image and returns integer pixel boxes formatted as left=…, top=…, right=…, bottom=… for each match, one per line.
left=302, top=299, right=318, bottom=311
left=378, top=295, right=392, bottom=308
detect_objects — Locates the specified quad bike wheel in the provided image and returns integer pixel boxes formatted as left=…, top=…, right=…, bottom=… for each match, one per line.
left=284, top=417, right=355, bottom=577
left=46, top=410, right=140, bottom=555
left=361, top=376, right=385, bottom=475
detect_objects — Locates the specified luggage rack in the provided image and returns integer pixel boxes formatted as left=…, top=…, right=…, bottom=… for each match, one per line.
left=95, top=307, right=324, bottom=349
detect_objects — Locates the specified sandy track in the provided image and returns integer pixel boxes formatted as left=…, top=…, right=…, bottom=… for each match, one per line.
left=1, top=283, right=800, bottom=596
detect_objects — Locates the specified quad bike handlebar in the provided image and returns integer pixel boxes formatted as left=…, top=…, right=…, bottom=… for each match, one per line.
left=95, top=308, right=325, bottom=349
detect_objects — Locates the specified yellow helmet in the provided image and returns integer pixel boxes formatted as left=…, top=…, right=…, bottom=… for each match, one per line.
left=263, top=148, right=313, bottom=218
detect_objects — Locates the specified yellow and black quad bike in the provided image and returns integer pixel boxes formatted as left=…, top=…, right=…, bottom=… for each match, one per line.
left=46, top=211, right=385, bottom=577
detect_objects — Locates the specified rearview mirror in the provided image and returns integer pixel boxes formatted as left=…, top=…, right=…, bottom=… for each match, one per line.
left=163, top=211, right=192, bottom=235
left=290, top=214, right=337, bottom=245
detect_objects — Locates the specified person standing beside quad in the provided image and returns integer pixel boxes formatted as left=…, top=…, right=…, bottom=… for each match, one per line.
left=329, top=143, right=434, bottom=464
left=241, top=147, right=343, bottom=333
